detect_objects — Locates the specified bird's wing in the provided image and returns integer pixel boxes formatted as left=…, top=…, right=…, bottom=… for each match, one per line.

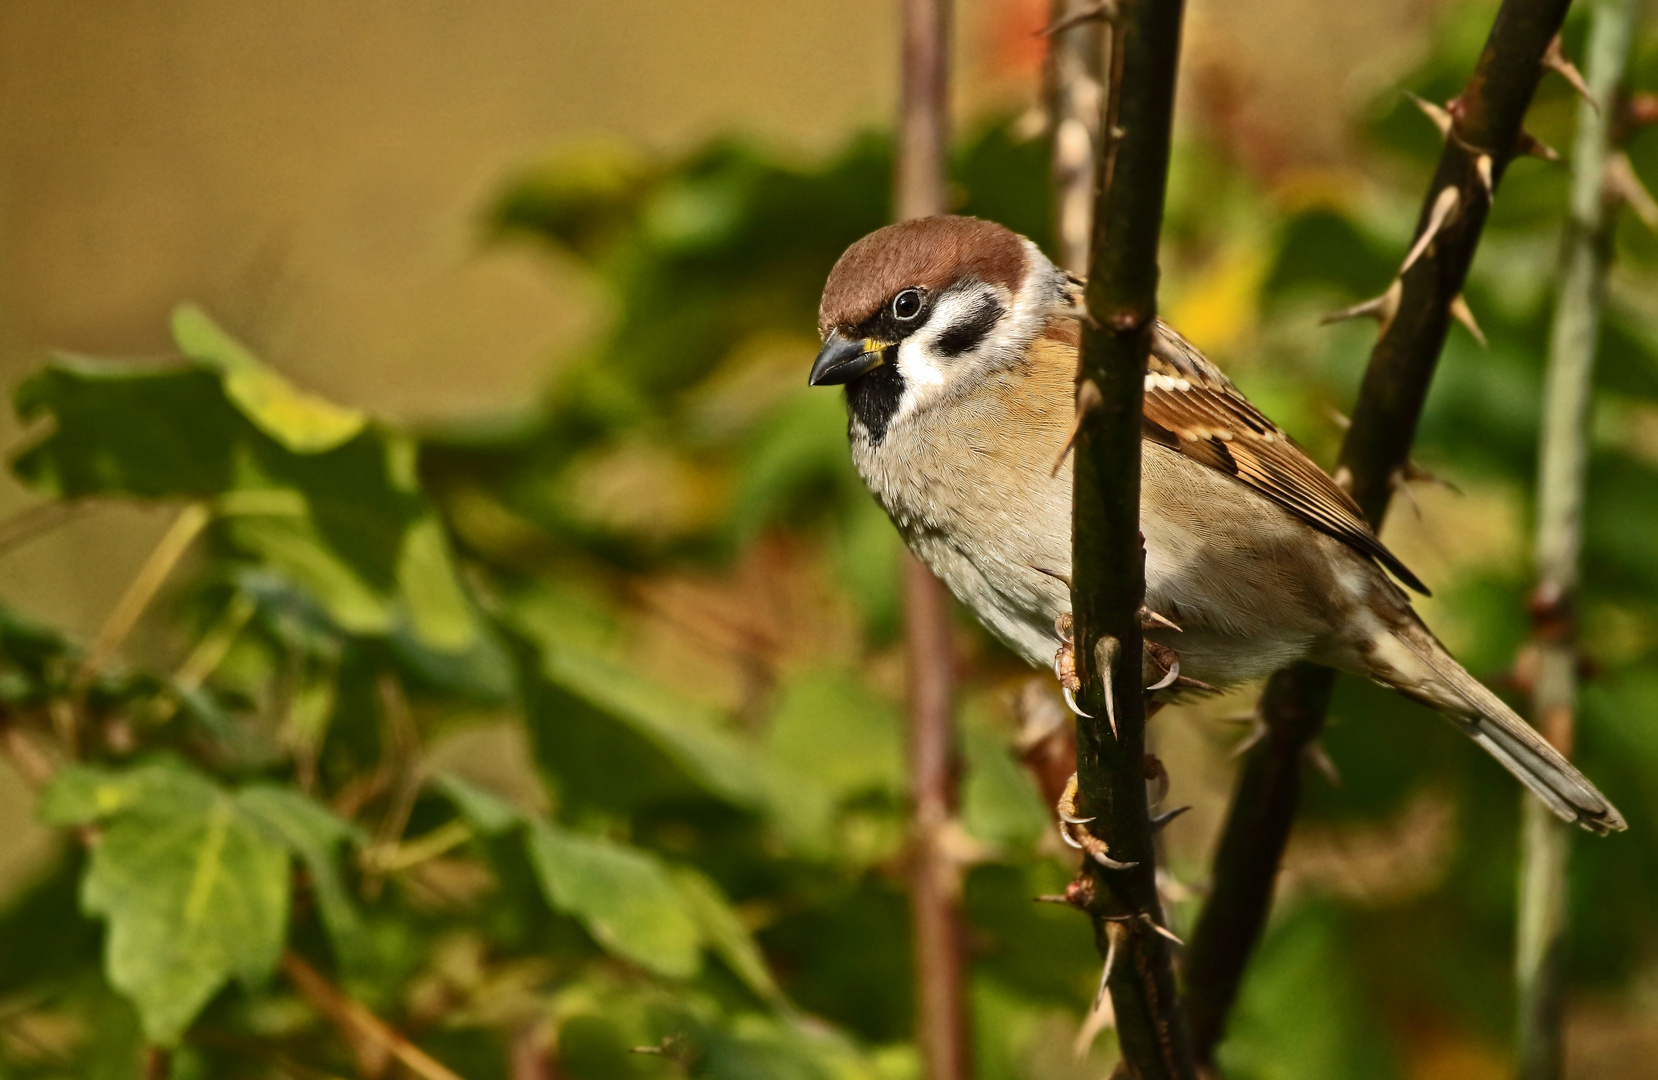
left=1138, top=322, right=1428, bottom=594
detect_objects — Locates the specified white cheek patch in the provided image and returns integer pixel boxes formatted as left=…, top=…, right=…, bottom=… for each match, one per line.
left=891, top=287, right=1003, bottom=420
left=886, top=245, right=1068, bottom=427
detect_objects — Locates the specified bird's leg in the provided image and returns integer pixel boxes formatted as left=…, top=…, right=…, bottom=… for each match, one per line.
left=1143, top=636, right=1219, bottom=696
left=1055, top=773, right=1137, bottom=870
left=1144, top=640, right=1182, bottom=691
left=1053, top=613, right=1087, bottom=717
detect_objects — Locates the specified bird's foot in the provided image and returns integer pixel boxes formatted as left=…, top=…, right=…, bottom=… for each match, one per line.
left=1053, top=614, right=1087, bottom=717
left=1056, top=772, right=1137, bottom=870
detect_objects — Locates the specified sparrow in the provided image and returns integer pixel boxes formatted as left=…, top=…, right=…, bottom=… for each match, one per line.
left=808, top=214, right=1623, bottom=835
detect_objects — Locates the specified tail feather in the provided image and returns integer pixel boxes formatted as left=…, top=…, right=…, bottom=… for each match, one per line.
left=1383, top=624, right=1625, bottom=835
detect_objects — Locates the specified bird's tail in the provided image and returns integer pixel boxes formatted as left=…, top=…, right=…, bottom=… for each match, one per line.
left=1376, top=620, right=1625, bottom=835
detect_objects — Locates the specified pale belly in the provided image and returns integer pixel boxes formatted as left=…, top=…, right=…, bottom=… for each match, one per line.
left=889, top=443, right=1364, bottom=691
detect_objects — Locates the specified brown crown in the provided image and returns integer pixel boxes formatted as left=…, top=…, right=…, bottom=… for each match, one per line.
left=817, top=215, right=1028, bottom=335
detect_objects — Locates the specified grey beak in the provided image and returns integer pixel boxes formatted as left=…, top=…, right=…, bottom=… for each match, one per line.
left=809, top=332, right=887, bottom=386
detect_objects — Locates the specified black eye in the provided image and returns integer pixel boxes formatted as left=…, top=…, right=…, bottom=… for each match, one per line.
left=892, top=289, right=923, bottom=320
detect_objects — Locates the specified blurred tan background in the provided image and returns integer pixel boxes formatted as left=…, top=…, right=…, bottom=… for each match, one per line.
left=0, top=0, right=1444, bottom=886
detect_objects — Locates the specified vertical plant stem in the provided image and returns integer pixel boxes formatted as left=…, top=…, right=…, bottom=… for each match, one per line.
left=897, top=2, right=969, bottom=1079
left=1182, top=0, right=1573, bottom=1065
left=1046, top=1, right=1108, bottom=275
left=1517, top=4, right=1639, bottom=1077
left=1070, top=2, right=1194, bottom=1077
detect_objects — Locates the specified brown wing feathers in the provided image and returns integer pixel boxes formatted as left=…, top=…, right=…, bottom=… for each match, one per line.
left=1138, top=323, right=1429, bottom=595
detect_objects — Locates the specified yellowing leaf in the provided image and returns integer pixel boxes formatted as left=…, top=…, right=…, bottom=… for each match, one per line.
left=171, top=304, right=366, bottom=454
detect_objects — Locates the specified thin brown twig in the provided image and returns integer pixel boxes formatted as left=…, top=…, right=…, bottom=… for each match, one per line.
left=510, top=1024, right=559, bottom=1080
left=280, top=951, right=463, bottom=1080
left=1068, top=0, right=1195, bottom=1076
left=0, top=709, right=56, bottom=789
left=1182, top=0, right=1575, bottom=1065
left=361, top=673, right=424, bottom=898
left=897, top=1, right=970, bottom=1079
left=142, top=1046, right=172, bottom=1080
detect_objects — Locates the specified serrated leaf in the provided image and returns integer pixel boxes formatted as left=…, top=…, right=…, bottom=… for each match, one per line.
left=42, top=761, right=291, bottom=1045
left=172, top=305, right=367, bottom=453
left=524, top=822, right=702, bottom=978
left=11, top=361, right=241, bottom=498
left=11, top=317, right=475, bottom=652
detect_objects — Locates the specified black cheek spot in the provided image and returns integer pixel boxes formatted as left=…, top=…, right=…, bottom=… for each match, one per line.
left=845, top=354, right=904, bottom=446
left=935, top=296, right=1004, bottom=358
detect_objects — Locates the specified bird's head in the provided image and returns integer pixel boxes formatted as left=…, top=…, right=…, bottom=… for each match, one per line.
left=810, top=215, right=1070, bottom=444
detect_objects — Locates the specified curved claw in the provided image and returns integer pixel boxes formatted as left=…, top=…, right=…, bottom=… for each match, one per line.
left=1091, top=851, right=1138, bottom=871
left=1062, top=685, right=1092, bottom=718
left=1058, top=823, right=1084, bottom=850
left=1058, top=809, right=1094, bottom=825
left=1146, top=655, right=1181, bottom=691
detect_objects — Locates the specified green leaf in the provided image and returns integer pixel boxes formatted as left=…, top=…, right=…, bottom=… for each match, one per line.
left=12, top=360, right=242, bottom=498
left=512, top=592, right=772, bottom=811
left=237, top=786, right=365, bottom=972
left=671, top=866, right=786, bottom=1008
left=765, top=670, right=902, bottom=800
left=171, top=305, right=366, bottom=453
left=226, top=511, right=393, bottom=635
left=12, top=315, right=476, bottom=653
left=1219, top=905, right=1399, bottom=1080
left=959, top=701, right=1048, bottom=849
left=524, top=822, right=703, bottom=978
left=394, top=514, right=478, bottom=651
left=759, top=669, right=903, bottom=852
left=41, top=762, right=291, bottom=1046
left=431, top=772, right=523, bottom=836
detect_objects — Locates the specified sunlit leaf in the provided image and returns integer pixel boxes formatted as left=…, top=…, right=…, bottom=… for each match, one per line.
left=40, top=761, right=291, bottom=1046
left=524, top=822, right=703, bottom=978
left=395, top=514, right=479, bottom=651
left=172, top=305, right=367, bottom=453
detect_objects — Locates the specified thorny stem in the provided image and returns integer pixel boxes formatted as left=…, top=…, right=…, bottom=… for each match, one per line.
left=898, top=2, right=971, bottom=1079
left=1517, top=3, right=1640, bottom=1077
left=1183, top=0, right=1575, bottom=1065
left=1070, top=1, right=1195, bottom=1077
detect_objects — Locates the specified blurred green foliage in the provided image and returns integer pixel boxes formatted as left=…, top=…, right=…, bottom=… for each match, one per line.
left=1, top=4, right=1657, bottom=1078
